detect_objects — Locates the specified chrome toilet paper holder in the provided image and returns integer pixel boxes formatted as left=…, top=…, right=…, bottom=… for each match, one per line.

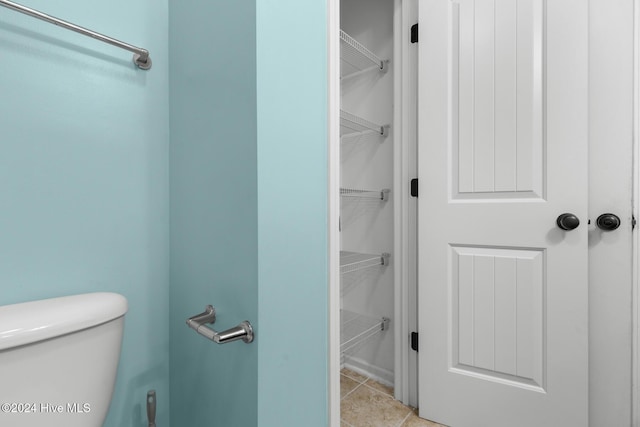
left=186, top=305, right=254, bottom=344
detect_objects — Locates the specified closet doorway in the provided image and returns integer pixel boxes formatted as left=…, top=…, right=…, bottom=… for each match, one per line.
left=330, top=0, right=636, bottom=426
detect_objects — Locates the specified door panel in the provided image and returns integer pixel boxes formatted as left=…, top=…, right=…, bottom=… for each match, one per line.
left=453, top=0, right=544, bottom=198
left=451, top=246, right=545, bottom=390
left=418, top=1, right=589, bottom=426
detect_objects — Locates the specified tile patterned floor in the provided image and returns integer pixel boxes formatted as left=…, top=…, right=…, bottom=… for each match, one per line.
left=341, top=369, right=447, bottom=427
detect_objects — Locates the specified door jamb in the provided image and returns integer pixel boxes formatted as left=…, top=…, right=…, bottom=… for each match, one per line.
left=633, top=1, right=640, bottom=425
left=394, top=0, right=419, bottom=407
left=394, top=0, right=409, bottom=405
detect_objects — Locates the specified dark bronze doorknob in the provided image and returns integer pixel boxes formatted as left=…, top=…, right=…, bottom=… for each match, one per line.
left=596, top=213, right=620, bottom=231
left=557, top=213, right=580, bottom=230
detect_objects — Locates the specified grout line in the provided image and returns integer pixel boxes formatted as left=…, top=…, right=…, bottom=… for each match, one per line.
left=341, top=381, right=364, bottom=401
left=397, top=410, right=414, bottom=427
left=341, top=370, right=369, bottom=384
left=362, top=381, right=394, bottom=398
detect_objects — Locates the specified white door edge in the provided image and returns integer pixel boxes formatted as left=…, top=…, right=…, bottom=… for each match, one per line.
left=633, top=1, right=640, bottom=425
left=327, top=0, right=341, bottom=424
left=392, top=0, right=407, bottom=403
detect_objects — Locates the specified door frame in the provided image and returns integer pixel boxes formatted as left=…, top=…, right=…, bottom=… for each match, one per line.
left=393, top=0, right=419, bottom=408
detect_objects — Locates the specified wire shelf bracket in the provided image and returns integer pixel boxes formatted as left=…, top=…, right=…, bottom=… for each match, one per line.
left=340, top=29, right=388, bottom=79
left=340, top=310, right=390, bottom=361
left=340, top=187, right=390, bottom=202
left=340, top=251, right=390, bottom=275
left=340, top=110, right=390, bottom=139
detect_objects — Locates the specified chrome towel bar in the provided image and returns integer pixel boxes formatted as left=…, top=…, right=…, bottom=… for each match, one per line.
left=0, top=0, right=152, bottom=69
left=187, top=305, right=254, bottom=344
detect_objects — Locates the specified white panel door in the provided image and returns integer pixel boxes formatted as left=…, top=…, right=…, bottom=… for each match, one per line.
left=417, top=1, right=588, bottom=426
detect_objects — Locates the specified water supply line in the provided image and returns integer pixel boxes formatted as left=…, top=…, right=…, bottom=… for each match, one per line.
left=147, top=390, right=156, bottom=427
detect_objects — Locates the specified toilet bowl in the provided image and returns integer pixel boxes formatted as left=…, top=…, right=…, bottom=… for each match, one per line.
left=0, top=292, right=128, bottom=427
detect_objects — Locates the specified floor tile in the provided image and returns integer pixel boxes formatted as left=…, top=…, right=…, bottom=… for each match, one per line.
left=341, top=368, right=368, bottom=384
left=340, top=374, right=444, bottom=427
left=401, top=410, right=446, bottom=427
left=341, top=385, right=412, bottom=427
left=341, top=374, right=361, bottom=399
left=364, top=378, right=394, bottom=397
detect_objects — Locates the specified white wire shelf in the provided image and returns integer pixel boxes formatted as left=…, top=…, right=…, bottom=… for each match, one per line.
left=340, top=30, right=389, bottom=79
left=340, top=251, right=390, bottom=275
left=341, top=310, right=390, bottom=360
left=340, top=187, right=390, bottom=202
left=340, top=110, right=390, bottom=139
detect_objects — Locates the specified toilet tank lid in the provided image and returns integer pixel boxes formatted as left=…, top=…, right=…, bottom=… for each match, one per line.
left=0, top=292, right=128, bottom=351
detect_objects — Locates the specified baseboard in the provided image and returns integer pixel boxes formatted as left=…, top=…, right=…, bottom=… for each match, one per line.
left=343, top=356, right=394, bottom=388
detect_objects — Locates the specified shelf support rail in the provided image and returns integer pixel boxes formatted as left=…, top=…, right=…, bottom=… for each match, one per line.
left=340, top=110, right=390, bottom=138
left=341, top=315, right=390, bottom=356
left=340, top=252, right=391, bottom=274
left=340, top=30, right=388, bottom=73
left=340, top=188, right=391, bottom=202
left=0, top=0, right=152, bottom=70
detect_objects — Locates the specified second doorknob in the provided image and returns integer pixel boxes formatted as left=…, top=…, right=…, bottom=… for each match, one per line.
left=596, top=213, right=621, bottom=231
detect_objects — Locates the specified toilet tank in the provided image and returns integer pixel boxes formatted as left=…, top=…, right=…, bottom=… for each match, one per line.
left=0, top=293, right=128, bottom=427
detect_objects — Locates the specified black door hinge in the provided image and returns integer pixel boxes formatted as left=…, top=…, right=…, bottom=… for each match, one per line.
left=410, top=178, right=418, bottom=197
left=411, top=332, right=419, bottom=351
left=633, top=215, right=636, bottom=230
left=411, top=24, right=418, bottom=43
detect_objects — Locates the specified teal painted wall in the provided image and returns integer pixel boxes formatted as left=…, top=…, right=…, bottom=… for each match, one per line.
left=169, top=1, right=258, bottom=426
left=1, top=0, right=328, bottom=425
left=0, top=0, right=170, bottom=425
left=256, top=1, right=329, bottom=425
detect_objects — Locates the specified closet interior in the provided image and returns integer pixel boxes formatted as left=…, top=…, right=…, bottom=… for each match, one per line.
left=337, top=1, right=429, bottom=424
left=339, top=0, right=395, bottom=395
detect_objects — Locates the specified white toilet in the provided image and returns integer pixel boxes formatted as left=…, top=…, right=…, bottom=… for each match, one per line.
left=0, top=292, right=128, bottom=427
